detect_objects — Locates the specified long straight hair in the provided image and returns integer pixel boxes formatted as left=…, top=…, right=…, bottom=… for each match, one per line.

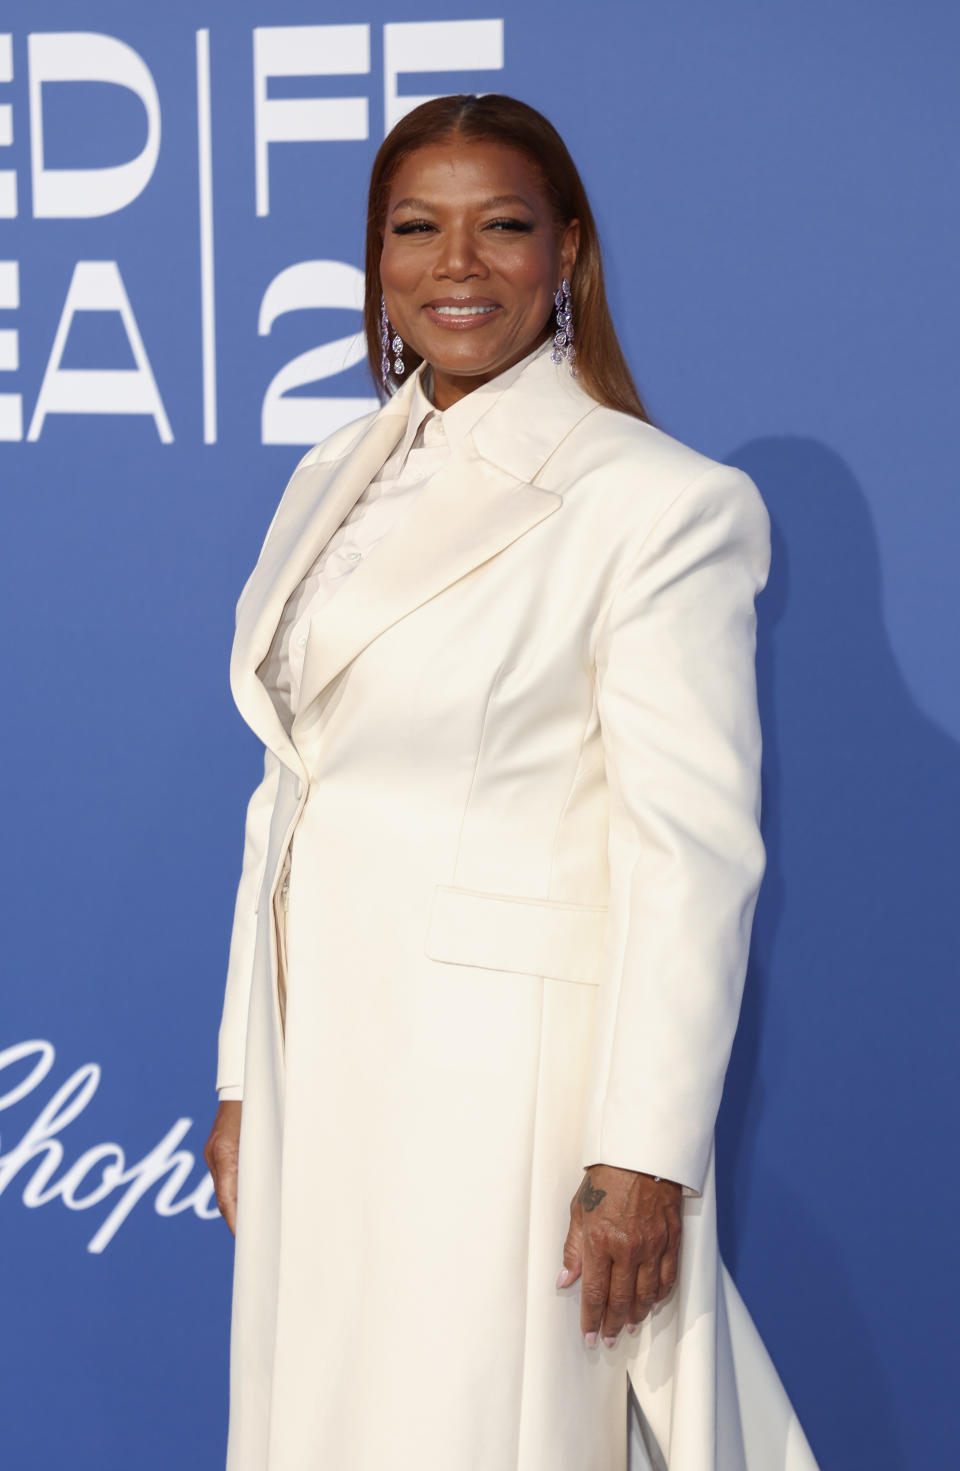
left=363, top=94, right=651, bottom=423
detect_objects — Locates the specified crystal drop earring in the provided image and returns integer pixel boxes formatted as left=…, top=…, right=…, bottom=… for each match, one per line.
left=379, top=294, right=391, bottom=388
left=380, top=293, right=405, bottom=389
left=392, top=329, right=405, bottom=378
left=550, top=277, right=576, bottom=374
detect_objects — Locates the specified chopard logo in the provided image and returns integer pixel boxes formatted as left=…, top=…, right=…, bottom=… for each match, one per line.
left=0, top=1039, right=219, bottom=1253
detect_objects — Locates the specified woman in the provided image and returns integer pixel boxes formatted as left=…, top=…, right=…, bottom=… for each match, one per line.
left=204, top=94, right=818, bottom=1471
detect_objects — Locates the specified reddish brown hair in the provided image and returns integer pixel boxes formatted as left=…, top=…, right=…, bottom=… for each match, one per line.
left=363, top=94, right=651, bottom=422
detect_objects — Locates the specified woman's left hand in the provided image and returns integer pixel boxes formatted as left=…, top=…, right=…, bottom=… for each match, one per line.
left=557, top=1163, right=683, bottom=1347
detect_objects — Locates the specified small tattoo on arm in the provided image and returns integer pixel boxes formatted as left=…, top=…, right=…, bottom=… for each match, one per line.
left=578, top=1174, right=606, bottom=1212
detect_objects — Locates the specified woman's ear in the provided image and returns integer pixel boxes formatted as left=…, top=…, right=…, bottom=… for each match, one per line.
left=560, top=218, right=581, bottom=280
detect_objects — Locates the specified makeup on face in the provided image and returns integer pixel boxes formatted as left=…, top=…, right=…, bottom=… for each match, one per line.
left=380, top=140, right=578, bottom=407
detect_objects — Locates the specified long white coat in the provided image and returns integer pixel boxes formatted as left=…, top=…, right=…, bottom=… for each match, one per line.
left=217, top=347, right=818, bottom=1471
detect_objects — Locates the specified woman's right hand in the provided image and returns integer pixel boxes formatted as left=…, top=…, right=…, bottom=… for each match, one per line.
left=204, top=1101, right=243, bottom=1235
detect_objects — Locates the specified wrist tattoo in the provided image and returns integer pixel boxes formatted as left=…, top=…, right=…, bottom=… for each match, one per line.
left=578, top=1173, right=606, bottom=1212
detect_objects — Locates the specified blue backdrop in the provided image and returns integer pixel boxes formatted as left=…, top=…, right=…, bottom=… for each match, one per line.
left=1, top=3, right=956, bottom=1467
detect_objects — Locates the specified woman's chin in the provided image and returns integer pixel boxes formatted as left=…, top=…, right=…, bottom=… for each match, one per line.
left=419, top=337, right=534, bottom=383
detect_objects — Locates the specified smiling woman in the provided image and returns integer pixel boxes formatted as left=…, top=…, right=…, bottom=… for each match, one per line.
left=379, top=142, right=579, bottom=406
left=363, top=93, right=650, bottom=417
left=206, top=92, right=819, bottom=1471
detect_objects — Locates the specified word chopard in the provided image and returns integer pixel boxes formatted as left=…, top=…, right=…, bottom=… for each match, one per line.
left=0, top=1039, right=219, bottom=1253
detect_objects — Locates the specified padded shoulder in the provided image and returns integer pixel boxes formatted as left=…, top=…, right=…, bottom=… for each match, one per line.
left=565, top=404, right=719, bottom=488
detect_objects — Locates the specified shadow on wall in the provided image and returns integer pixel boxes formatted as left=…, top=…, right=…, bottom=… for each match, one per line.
left=714, top=437, right=960, bottom=1471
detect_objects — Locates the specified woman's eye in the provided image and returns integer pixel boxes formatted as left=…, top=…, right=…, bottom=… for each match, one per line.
left=391, top=217, right=534, bottom=236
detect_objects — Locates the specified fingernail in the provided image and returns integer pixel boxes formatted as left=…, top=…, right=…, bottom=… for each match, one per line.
left=584, top=1331, right=599, bottom=1349
left=556, top=1266, right=570, bottom=1288
left=603, top=1334, right=618, bottom=1348
left=626, top=1322, right=640, bottom=1335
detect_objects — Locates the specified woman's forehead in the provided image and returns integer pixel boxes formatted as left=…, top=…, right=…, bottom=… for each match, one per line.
left=387, top=139, right=548, bottom=209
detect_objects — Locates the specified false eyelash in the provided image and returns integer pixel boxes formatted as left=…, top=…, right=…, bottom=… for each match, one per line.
left=390, top=218, right=534, bottom=235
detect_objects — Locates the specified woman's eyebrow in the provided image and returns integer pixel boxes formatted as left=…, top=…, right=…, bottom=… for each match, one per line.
left=390, top=193, right=534, bottom=214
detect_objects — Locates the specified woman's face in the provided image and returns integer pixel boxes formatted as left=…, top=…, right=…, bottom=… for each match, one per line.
left=380, top=138, right=579, bottom=409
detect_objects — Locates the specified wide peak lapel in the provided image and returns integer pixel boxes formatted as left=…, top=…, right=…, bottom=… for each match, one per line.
left=291, top=353, right=596, bottom=723
left=230, top=379, right=420, bottom=766
left=469, top=347, right=599, bottom=484
left=293, top=451, right=560, bottom=725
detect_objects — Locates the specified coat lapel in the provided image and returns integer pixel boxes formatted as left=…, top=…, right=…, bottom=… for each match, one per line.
left=293, top=455, right=561, bottom=730
left=232, top=350, right=598, bottom=766
left=230, top=401, right=412, bottom=768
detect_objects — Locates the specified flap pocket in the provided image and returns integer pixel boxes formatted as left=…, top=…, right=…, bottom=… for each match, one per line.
left=424, top=884, right=608, bottom=987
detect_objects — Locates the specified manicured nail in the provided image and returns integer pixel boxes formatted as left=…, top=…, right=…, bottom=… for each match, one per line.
left=556, top=1266, right=570, bottom=1288
left=603, top=1334, right=618, bottom=1348
left=584, top=1331, right=598, bottom=1348
left=626, top=1322, right=640, bottom=1335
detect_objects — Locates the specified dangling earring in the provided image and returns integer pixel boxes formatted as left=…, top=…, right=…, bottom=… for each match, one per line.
left=551, top=277, right=576, bottom=374
left=380, top=293, right=405, bottom=389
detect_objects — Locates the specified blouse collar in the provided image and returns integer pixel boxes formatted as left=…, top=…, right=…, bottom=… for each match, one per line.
left=396, top=337, right=555, bottom=463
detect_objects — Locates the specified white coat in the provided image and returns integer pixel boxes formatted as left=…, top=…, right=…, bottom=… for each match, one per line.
left=217, top=345, right=819, bottom=1471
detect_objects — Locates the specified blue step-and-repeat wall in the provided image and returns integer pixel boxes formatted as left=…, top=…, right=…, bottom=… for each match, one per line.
left=1, top=2, right=956, bottom=1466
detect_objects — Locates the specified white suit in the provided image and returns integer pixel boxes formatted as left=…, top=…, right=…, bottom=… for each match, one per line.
left=217, top=341, right=819, bottom=1470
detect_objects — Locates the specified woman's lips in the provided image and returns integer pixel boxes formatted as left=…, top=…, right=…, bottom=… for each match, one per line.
left=422, top=300, right=502, bottom=330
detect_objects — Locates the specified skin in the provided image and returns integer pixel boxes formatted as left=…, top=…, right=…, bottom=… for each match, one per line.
left=559, top=1165, right=683, bottom=1343
left=205, top=136, right=685, bottom=1347
left=204, top=1101, right=241, bottom=1234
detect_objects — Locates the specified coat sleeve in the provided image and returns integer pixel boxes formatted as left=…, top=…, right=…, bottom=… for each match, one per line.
left=581, top=461, right=771, bottom=1196
left=215, top=746, right=282, bottom=1098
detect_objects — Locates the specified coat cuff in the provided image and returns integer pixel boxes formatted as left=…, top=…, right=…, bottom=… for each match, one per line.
left=582, top=1122, right=704, bottom=1197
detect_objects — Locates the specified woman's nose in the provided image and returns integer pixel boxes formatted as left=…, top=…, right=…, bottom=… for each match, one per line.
left=432, top=231, right=488, bottom=282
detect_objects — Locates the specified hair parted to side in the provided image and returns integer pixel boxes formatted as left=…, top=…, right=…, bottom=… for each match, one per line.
left=364, top=93, right=651, bottom=423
